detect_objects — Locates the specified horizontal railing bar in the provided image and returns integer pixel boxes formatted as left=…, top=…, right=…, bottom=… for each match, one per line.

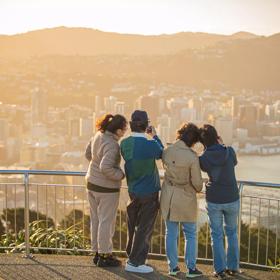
left=240, top=181, right=280, bottom=189
left=0, top=183, right=24, bottom=186
left=29, top=183, right=85, bottom=188
left=242, top=195, right=280, bottom=202
left=30, top=247, right=92, bottom=252
left=0, top=170, right=86, bottom=176
left=0, top=170, right=279, bottom=188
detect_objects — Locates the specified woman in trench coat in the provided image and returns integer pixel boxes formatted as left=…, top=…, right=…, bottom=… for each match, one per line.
left=160, top=123, right=203, bottom=278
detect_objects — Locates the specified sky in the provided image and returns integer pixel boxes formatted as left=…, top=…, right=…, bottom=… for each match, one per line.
left=0, top=0, right=280, bottom=36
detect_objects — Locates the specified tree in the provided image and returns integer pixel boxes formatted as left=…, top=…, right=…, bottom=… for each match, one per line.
left=1, top=208, right=54, bottom=233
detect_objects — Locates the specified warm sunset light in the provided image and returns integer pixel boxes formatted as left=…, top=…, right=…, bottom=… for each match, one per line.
left=0, top=1, right=280, bottom=278
left=1, top=0, right=280, bottom=35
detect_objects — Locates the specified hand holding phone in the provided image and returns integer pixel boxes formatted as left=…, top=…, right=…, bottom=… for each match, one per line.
left=146, top=125, right=157, bottom=137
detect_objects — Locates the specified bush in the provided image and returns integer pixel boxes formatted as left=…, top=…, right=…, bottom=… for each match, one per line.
left=1, top=208, right=54, bottom=233
left=59, top=209, right=90, bottom=238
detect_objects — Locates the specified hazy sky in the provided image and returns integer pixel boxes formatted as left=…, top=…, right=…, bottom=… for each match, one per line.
left=1, top=0, right=280, bottom=35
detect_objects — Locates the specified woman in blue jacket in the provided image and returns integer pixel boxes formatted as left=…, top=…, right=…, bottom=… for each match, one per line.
left=199, top=124, right=240, bottom=279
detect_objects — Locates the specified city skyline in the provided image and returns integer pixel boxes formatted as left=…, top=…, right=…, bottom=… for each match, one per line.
left=1, top=0, right=280, bottom=36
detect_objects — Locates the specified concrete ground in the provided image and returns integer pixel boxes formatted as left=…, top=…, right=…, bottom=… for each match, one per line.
left=0, top=254, right=279, bottom=280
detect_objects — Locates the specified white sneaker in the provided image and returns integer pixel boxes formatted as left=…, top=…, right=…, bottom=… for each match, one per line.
left=125, top=262, right=154, bottom=273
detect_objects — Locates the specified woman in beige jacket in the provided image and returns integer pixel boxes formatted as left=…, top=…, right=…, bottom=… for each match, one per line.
left=85, top=114, right=127, bottom=267
left=160, top=123, right=203, bottom=277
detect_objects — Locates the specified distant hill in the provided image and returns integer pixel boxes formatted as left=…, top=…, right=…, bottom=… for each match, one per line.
left=0, top=26, right=259, bottom=57
left=0, top=27, right=279, bottom=91
left=230, top=31, right=259, bottom=40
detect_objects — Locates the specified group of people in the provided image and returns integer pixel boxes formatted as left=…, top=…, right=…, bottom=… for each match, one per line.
left=85, top=110, right=240, bottom=279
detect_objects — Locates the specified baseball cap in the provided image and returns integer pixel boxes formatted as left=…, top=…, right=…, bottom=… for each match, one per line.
left=131, top=110, right=149, bottom=122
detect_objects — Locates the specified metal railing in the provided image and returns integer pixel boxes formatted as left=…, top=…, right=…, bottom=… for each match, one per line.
left=0, top=170, right=279, bottom=270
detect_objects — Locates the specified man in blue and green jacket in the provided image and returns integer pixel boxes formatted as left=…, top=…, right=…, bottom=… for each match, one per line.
left=120, top=110, right=164, bottom=274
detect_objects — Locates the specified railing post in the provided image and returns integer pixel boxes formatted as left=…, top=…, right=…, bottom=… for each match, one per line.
left=23, top=172, right=33, bottom=258
left=238, top=182, right=244, bottom=252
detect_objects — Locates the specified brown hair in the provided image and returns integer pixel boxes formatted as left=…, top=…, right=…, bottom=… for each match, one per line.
left=96, top=114, right=127, bottom=134
left=199, top=124, right=219, bottom=148
left=176, top=123, right=200, bottom=147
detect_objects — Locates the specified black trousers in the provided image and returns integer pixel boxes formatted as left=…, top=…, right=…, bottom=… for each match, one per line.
left=126, top=192, right=159, bottom=266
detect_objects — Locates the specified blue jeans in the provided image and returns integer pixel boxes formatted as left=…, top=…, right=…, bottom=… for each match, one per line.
left=165, top=220, right=197, bottom=270
left=206, top=200, right=240, bottom=273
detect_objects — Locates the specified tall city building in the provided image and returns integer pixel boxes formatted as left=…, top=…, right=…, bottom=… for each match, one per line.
left=265, top=105, right=275, bottom=121
left=31, top=87, right=48, bottom=124
left=135, top=95, right=159, bottom=124
left=181, top=108, right=196, bottom=122
left=80, top=118, right=93, bottom=138
left=188, top=97, right=203, bottom=121
left=167, top=97, right=186, bottom=122
left=239, top=105, right=258, bottom=137
left=215, top=118, right=233, bottom=145
left=114, top=102, right=125, bottom=115
left=275, top=101, right=280, bottom=121
left=94, top=95, right=103, bottom=117
left=231, top=96, right=240, bottom=118
left=104, top=96, right=117, bottom=113
left=92, top=112, right=97, bottom=134
left=68, top=119, right=80, bottom=138
left=257, top=104, right=266, bottom=122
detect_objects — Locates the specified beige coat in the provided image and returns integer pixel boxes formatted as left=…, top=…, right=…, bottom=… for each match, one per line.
left=85, top=131, right=125, bottom=189
left=160, top=140, right=203, bottom=222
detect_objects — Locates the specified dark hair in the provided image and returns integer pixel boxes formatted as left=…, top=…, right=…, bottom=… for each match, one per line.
left=176, top=123, right=200, bottom=147
left=96, top=114, right=127, bottom=134
left=199, top=124, right=219, bottom=148
left=129, top=121, right=149, bottom=133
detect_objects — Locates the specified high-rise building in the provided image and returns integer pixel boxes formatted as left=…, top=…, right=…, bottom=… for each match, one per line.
left=80, top=118, right=93, bottom=138
left=114, top=101, right=125, bottom=115
left=180, top=108, right=196, bottom=122
left=95, top=96, right=103, bottom=117
left=274, top=101, right=280, bottom=121
left=31, top=87, right=48, bottom=124
left=239, top=105, right=258, bottom=137
left=68, top=119, right=80, bottom=138
left=166, top=98, right=186, bottom=122
left=265, top=105, right=275, bottom=121
left=135, top=95, right=159, bottom=124
left=257, top=104, right=266, bottom=122
left=157, top=124, right=170, bottom=146
left=215, top=118, right=233, bottom=145
left=104, top=96, right=117, bottom=113
left=157, top=114, right=171, bottom=145
left=188, top=97, right=203, bottom=121
left=92, top=112, right=97, bottom=134
left=231, top=96, right=240, bottom=118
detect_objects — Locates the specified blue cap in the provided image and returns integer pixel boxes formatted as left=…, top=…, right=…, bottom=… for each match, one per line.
left=131, top=110, right=149, bottom=122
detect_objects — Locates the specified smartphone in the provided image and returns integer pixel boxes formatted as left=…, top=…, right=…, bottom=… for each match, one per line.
left=146, top=126, right=153, bottom=134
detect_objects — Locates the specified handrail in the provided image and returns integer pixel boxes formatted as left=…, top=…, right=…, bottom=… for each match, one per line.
left=0, top=169, right=279, bottom=188
left=0, top=170, right=86, bottom=176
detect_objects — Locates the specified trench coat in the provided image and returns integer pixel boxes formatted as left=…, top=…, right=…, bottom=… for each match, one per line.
left=160, top=140, right=203, bottom=222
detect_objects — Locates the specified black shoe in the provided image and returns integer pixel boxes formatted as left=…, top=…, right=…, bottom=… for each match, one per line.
left=225, top=269, right=242, bottom=276
left=187, top=268, right=203, bottom=278
left=93, top=252, right=99, bottom=265
left=214, top=271, right=227, bottom=279
left=168, top=266, right=180, bottom=276
left=97, top=254, right=122, bottom=267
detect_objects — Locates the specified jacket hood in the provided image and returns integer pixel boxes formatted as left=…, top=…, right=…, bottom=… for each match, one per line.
left=202, top=144, right=229, bottom=166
